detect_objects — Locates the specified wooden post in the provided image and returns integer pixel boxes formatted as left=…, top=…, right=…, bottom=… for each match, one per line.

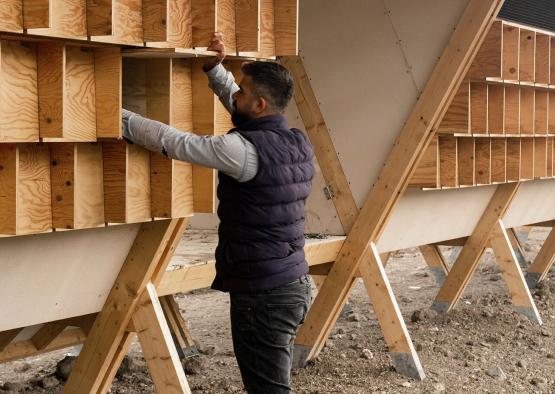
left=526, top=226, right=555, bottom=288
left=419, top=245, right=450, bottom=286
left=507, top=227, right=528, bottom=267
left=290, top=0, right=505, bottom=376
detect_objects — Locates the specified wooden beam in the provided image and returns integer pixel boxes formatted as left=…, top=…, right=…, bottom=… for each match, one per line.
left=489, top=220, right=541, bottom=323
left=61, top=219, right=179, bottom=393
left=0, top=328, right=23, bottom=352
left=97, top=332, right=136, bottom=394
left=419, top=245, right=449, bottom=286
left=507, top=227, right=528, bottom=267
left=432, top=182, right=520, bottom=314
left=526, top=226, right=555, bottom=288
left=292, top=0, right=505, bottom=370
left=31, top=322, right=67, bottom=351
left=160, top=295, right=198, bottom=358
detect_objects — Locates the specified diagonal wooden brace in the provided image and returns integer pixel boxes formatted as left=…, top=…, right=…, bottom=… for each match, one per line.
left=526, top=226, right=555, bottom=289
left=489, top=220, right=542, bottom=324
left=419, top=245, right=450, bottom=286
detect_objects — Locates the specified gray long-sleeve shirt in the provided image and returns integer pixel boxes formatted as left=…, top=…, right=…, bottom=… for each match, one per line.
left=122, top=63, right=258, bottom=182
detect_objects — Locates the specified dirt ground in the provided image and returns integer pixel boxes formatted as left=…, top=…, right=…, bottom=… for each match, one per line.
left=2, top=227, right=555, bottom=393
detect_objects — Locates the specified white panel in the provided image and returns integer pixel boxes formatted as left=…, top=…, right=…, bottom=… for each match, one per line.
left=0, top=224, right=139, bottom=331
left=504, top=179, right=555, bottom=228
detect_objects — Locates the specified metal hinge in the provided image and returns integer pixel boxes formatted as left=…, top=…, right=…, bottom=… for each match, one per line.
left=323, top=185, right=335, bottom=200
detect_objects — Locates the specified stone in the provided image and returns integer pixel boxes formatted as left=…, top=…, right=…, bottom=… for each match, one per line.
left=516, top=360, right=527, bottom=369
left=55, top=355, right=77, bottom=380
left=547, top=353, right=555, bottom=359
left=433, top=383, right=446, bottom=392
left=182, top=356, right=207, bottom=375
left=530, top=377, right=547, bottom=386
left=485, top=366, right=507, bottom=380
left=361, top=349, right=374, bottom=360
left=38, top=376, right=60, bottom=389
left=116, top=355, right=137, bottom=380
left=1, top=382, right=24, bottom=392
left=540, top=329, right=551, bottom=337
left=346, top=313, right=361, bottom=322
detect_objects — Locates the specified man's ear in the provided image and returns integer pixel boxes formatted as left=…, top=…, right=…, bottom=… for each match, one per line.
left=254, top=96, right=268, bottom=114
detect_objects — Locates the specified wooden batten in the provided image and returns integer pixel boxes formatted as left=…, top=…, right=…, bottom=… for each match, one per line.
left=439, top=136, right=457, bottom=188
left=551, top=37, right=555, bottom=85
left=467, top=20, right=501, bottom=80
left=502, top=23, right=519, bottom=81
left=487, top=84, right=503, bottom=134
left=534, top=137, right=547, bottom=178
left=490, top=138, right=506, bottom=183
left=519, top=28, right=535, bottom=83
left=519, top=87, right=534, bottom=135
left=520, top=137, right=534, bottom=179
left=470, top=82, right=487, bottom=134
left=0, top=40, right=39, bottom=143
left=236, top=0, right=260, bottom=54
left=475, top=137, right=491, bottom=185
left=259, top=0, right=276, bottom=58
left=37, top=43, right=97, bottom=142
left=192, top=0, right=237, bottom=53
left=410, top=138, right=439, bottom=188
left=535, top=90, right=548, bottom=134
left=95, top=47, right=122, bottom=138
left=457, top=137, right=475, bottom=186
left=0, top=1, right=23, bottom=32
left=504, top=85, right=519, bottom=134
left=102, top=140, right=151, bottom=223
left=274, top=0, right=298, bottom=56
left=0, top=143, right=52, bottom=235
left=144, top=0, right=193, bottom=48
left=438, top=82, right=469, bottom=134
left=506, top=138, right=521, bottom=181
left=50, top=143, right=104, bottom=230
left=89, top=0, right=143, bottom=45
left=549, top=92, right=555, bottom=133
left=535, top=33, right=550, bottom=85
left=24, top=0, right=87, bottom=39
left=548, top=138, right=554, bottom=177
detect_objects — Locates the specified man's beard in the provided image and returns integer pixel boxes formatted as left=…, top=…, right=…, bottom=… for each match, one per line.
left=231, top=105, right=253, bottom=127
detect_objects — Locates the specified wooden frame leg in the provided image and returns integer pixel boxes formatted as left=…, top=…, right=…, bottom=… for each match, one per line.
left=489, top=220, right=542, bottom=324
left=507, top=227, right=529, bottom=268
left=419, top=245, right=449, bottom=286
left=526, top=226, right=555, bottom=288
left=160, top=295, right=199, bottom=359
left=97, top=332, right=136, bottom=393
left=62, top=219, right=187, bottom=393
left=431, top=183, right=520, bottom=314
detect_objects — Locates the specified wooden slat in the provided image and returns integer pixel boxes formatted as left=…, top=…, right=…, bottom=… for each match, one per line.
left=551, top=37, right=555, bottom=85
left=487, top=84, right=504, bottom=134
left=87, top=0, right=112, bottom=36
left=502, top=23, right=519, bottom=81
left=467, top=20, right=501, bottom=79
left=26, top=0, right=87, bottom=39
left=535, top=90, right=548, bottom=134
left=457, top=137, right=474, bottom=186
left=519, top=29, right=535, bottom=82
left=143, top=0, right=168, bottom=42
left=97, top=332, right=136, bottom=394
left=547, top=137, right=553, bottom=177
left=218, top=0, right=237, bottom=54
left=438, top=82, right=469, bottom=134
left=0, top=1, right=23, bottom=33
left=419, top=245, right=450, bottom=278
left=274, top=0, right=297, bottom=56
left=0, top=40, right=39, bottom=142
left=520, top=137, right=534, bottom=179
left=475, top=137, right=491, bottom=185
left=192, top=0, right=216, bottom=48
left=534, top=137, right=547, bottom=178
left=506, top=137, right=520, bottom=181
left=535, top=33, right=550, bottom=85
left=490, top=137, right=506, bottom=183
left=259, top=0, right=275, bottom=58
left=90, top=0, right=143, bottom=45
left=410, top=137, right=439, bottom=188
left=519, top=87, right=534, bottom=135
left=550, top=92, right=555, bottom=133
left=0, top=328, right=23, bottom=352
left=22, top=0, right=50, bottom=29
left=95, top=47, right=122, bottom=138
left=31, top=322, right=67, bottom=350
left=168, top=0, right=193, bottom=48
left=236, top=0, right=259, bottom=53
left=470, top=82, right=487, bottom=134
left=504, top=85, right=519, bottom=134
left=527, top=226, right=555, bottom=284
left=439, top=136, right=457, bottom=187
left=37, top=42, right=64, bottom=138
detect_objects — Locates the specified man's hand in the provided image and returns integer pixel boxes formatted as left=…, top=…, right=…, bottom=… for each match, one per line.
left=203, top=32, right=226, bottom=72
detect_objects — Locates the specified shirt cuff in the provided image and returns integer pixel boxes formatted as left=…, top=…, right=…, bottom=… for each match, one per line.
left=205, top=63, right=225, bottom=79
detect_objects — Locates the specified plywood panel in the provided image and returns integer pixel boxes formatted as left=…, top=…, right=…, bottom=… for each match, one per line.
left=167, top=0, right=192, bottom=48
left=439, top=136, right=457, bottom=188
left=521, top=137, right=534, bottom=179
left=95, top=47, right=122, bottom=138
left=487, top=84, right=503, bottom=134
left=259, top=0, right=275, bottom=58
left=87, top=0, right=112, bottom=36
left=0, top=1, right=23, bottom=32
left=218, top=0, right=237, bottom=53
left=467, top=20, right=501, bottom=80
left=438, top=82, right=469, bottom=134
left=535, top=33, right=550, bottom=85
left=548, top=138, right=554, bottom=178
left=470, top=82, right=487, bottom=134
left=26, top=0, right=87, bottom=39
left=23, top=0, right=50, bottom=29
left=143, top=0, right=168, bottom=42
left=475, top=138, right=490, bottom=185
left=549, top=92, right=555, bottom=134
left=410, top=138, right=438, bottom=188
left=502, top=24, right=519, bottom=81
left=551, top=37, right=555, bottom=85
left=504, top=85, right=519, bottom=134
left=146, top=58, right=171, bottom=124
left=519, top=87, right=534, bottom=135
left=457, top=137, right=474, bottom=186
left=236, top=0, right=259, bottom=53
left=490, top=138, right=506, bottom=183
left=170, top=58, right=193, bottom=130
left=37, top=42, right=64, bottom=138
left=274, top=0, right=297, bottom=55
left=91, top=0, right=143, bottom=45
left=506, top=138, right=520, bottom=181
left=102, top=141, right=126, bottom=223
left=192, top=0, right=215, bottom=48
left=535, top=89, right=548, bottom=134
left=534, top=137, right=547, bottom=179
left=0, top=144, right=18, bottom=234
left=0, top=41, right=39, bottom=142
left=519, top=29, right=535, bottom=83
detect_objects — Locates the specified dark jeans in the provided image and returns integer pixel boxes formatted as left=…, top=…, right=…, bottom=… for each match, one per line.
left=230, top=275, right=312, bottom=394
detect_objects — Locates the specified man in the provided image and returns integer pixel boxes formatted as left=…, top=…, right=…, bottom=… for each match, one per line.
left=122, top=33, right=314, bottom=393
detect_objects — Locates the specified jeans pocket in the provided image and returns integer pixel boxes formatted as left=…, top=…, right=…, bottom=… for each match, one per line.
left=266, top=302, right=307, bottom=347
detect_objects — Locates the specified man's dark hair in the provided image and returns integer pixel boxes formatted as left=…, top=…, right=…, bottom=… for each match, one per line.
left=241, top=61, right=294, bottom=113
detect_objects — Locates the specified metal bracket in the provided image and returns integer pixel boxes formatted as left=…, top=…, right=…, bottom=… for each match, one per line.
left=323, top=185, right=335, bottom=200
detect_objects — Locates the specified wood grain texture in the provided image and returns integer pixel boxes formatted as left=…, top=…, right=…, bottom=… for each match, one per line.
left=438, top=82, right=469, bottom=134
left=550, top=92, right=555, bottom=134
left=28, top=0, right=87, bottom=39
left=274, top=0, right=297, bottom=56
left=95, top=47, right=122, bottom=138
left=151, top=153, right=173, bottom=218
left=490, top=137, right=506, bottom=183
left=167, top=0, right=192, bottom=48
left=22, top=0, right=50, bottom=29
left=74, top=143, right=104, bottom=228
left=475, top=137, right=490, bottom=185
left=487, top=84, right=503, bottom=134
left=172, top=160, right=193, bottom=217
left=520, top=137, right=534, bottom=179
left=535, top=33, right=550, bottom=85
left=457, top=137, right=474, bottom=186
left=502, top=24, right=519, bottom=81
left=218, top=0, right=236, bottom=53
left=0, top=144, right=18, bottom=234
left=87, top=0, right=112, bottom=36
left=258, top=0, right=274, bottom=58
left=551, top=37, right=555, bottom=85
left=467, top=20, right=501, bottom=79
left=143, top=0, right=168, bottom=42
left=534, top=137, right=547, bottom=178
left=192, top=0, right=215, bottom=48
left=470, top=82, right=487, bottom=134
left=65, top=46, right=96, bottom=141
left=547, top=138, right=553, bottom=177
left=506, top=138, right=520, bottom=181
left=410, top=138, right=438, bottom=188
left=146, top=58, right=171, bottom=124
left=504, top=85, right=519, bottom=134
left=236, top=0, right=259, bottom=53
left=535, top=90, right=548, bottom=134
left=0, top=0, right=23, bottom=32
left=0, top=40, right=39, bottom=142
left=91, top=0, right=143, bottom=45
left=519, top=29, right=535, bottom=83
left=126, top=143, right=151, bottom=223
left=50, top=143, right=76, bottom=229
left=102, top=141, right=127, bottom=223
left=37, top=42, right=64, bottom=138
left=122, top=58, right=147, bottom=116
left=170, top=58, right=193, bottom=130
left=439, top=136, right=457, bottom=188
left=519, top=87, right=534, bottom=135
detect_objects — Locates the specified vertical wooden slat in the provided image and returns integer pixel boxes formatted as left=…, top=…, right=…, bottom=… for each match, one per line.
left=438, top=82, right=469, bottom=134
left=475, top=138, right=491, bottom=185
left=143, top=0, right=168, bottom=42
left=192, top=0, right=216, bottom=48
left=502, top=23, right=519, bottom=81
left=535, top=90, right=548, bottom=134
left=504, top=85, right=519, bottom=134
left=274, top=0, right=297, bottom=56
left=519, top=88, right=534, bottom=135
left=467, top=20, right=501, bottom=79
left=439, top=136, right=457, bottom=188
left=259, top=0, right=275, bottom=58
left=0, top=1, right=23, bottom=32
left=506, top=138, right=521, bottom=181
left=410, top=138, right=439, bottom=188
left=457, top=137, right=474, bottom=186
left=534, top=137, right=547, bottom=178
left=470, top=82, right=487, bottom=134
left=520, top=137, right=534, bottom=179
left=491, top=137, right=506, bottom=183
left=519, top=29, right=535, bottom=83
left=535, top=33, right=550, bottom=85
left=487, top=84, right=504, bottom=134
left=95, top=47, right=122, bottom=138
left=236, top=0, right=260, bottom=53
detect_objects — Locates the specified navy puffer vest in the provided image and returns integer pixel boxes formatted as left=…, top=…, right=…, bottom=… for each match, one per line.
left=212, top=114, right=314, bottom=292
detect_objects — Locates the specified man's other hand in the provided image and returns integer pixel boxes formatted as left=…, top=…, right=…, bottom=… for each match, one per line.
left=203, top=32, right=226, bottom=72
